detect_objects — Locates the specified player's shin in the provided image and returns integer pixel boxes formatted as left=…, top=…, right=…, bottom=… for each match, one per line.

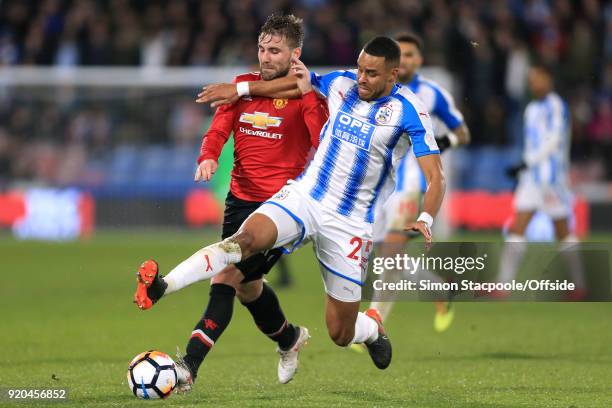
left=183, top=283, right=236, bottom=379
left=164, top=239, right=242, bottom=295
left=242, top=283, right=298, bottom=349
left=559, top=235, right=586, bottom=290
left=498, top=234, right=527, bottom=283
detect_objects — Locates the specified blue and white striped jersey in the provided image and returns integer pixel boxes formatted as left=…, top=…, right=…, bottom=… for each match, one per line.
left=396, top=74, right=464, bottom=193
left=523, top=92, right=569, bottom=186
left=295, top=69, right=438, bottom=223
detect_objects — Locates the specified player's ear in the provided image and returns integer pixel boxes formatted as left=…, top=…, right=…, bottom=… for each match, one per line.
left=416, top=52, right=424, bottom=66
left=389, top=66, right=399, bottom=83
left=293, top=47, right=302, bottom=59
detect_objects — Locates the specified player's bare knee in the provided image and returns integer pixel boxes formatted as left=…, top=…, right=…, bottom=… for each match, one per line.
left=236, top=279, right=263, bottom=303
left=227, top=231, right=257, bottom=258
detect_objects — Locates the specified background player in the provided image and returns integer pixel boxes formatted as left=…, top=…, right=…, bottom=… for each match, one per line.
left=134, top=14, right=328, bottom=390
left=368, top=33, right=470, bottom=332
left=498, top=63, right=585, bottom=298
left=135, top=36, right=445, bottom=371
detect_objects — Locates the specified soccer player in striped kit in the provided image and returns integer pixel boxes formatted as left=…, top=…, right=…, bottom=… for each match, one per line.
left=499, top=63, right=585, bottom=298
left=136, top=36, right=446, bottom=373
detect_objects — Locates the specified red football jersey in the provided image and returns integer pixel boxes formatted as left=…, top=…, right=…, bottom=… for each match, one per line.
left=198, top=72, right=328, bottom=202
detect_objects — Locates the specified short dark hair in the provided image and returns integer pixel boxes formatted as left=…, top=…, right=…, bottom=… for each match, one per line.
left=530, top=60, right=554, bottom=77
left=362, top=36, right=400, bottom=67
left=259, top=14, right=304, bottom=49
left=394, top=32, right=423, bottom=53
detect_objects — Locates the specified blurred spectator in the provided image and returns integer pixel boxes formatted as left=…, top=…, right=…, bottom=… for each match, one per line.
left=587, top=97, right=612, bottom=178
left=0, top=129, right=14, bottom=189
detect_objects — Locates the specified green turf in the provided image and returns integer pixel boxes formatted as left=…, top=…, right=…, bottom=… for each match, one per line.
left=1, top=231, right=611, bottom=407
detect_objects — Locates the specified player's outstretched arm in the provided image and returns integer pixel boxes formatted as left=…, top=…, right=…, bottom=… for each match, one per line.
left=196, top=76, right=300, bottom=107
left=405, top=154, right=446, bottom=245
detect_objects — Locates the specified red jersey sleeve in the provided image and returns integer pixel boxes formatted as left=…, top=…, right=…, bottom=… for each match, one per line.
left=198, top=102, right=238, bottom=164
left=300, top=90, right=328, bottom=149
left=198, top=73, right=261, bottom=164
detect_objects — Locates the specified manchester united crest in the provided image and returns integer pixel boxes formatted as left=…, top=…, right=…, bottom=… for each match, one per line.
left=273, top=98, right=288, bottom=110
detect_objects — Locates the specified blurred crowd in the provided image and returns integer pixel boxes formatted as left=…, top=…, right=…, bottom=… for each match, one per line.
left=0, top=0, right=611, bottom=187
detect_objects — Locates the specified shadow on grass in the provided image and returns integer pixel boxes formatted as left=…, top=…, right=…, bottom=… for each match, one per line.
left=480, top=352, right=552, bottom=360
left=411, top=352, right=612, bottom=364
left=62, top=393, right=205, bottom=407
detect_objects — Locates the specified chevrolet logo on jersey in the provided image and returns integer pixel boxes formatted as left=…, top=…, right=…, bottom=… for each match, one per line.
left=239, top=112, right=283, bottom=130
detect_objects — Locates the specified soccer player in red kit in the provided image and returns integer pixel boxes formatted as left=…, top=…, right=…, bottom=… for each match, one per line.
left=133, top=15, right=328, bottom=390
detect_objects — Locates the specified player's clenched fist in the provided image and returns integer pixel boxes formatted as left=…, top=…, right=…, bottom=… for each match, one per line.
left=194, top=159, right=218, bottom=182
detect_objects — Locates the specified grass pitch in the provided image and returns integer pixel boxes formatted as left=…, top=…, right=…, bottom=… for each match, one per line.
left=1, top=230, right=611, bottom=407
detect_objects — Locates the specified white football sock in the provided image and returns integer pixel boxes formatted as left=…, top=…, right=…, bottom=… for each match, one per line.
left=351, top=312, right=379, bottom=345
left=559, top=235, right=586, bottom=289
left=163, top=239, right=242, bottom=295
left=498, top=234, right=527, bottom=283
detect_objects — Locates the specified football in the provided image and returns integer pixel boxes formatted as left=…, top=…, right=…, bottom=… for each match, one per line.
left=127, top=350, right=177, bottom=399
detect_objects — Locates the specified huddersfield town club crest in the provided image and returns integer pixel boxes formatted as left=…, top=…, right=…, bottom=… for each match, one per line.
left=375, top=105, right=393, bottom=124
left=274, top=188, right=290, bottom=200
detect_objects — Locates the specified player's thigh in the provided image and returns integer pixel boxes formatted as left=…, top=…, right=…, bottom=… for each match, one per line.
left=315, top=220, right=372, bottom=303
left=225, top=197, right=286, bottom=283
left=220, top=192, right=276, bottom=257
left=542, top=185, right=573, bottom=223
left=233, top=213, right=280, bottom=255
left=325, top=294, right=360, bottom=344
left=252, top=184, right=311, bottom=253
left=514, top=178, right=541, bottom=215
left=220, top=193, right=288, bottom=280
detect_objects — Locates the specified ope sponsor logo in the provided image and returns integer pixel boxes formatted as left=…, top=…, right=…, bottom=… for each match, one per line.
left=332, top=111, right=375, bottom=150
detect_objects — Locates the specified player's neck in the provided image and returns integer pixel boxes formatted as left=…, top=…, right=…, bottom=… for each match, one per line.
left=382, top=84, right=395, bottom=98
left=399, top=73, right=417, bottom=85
left=535, top=90, right=553, bottom=100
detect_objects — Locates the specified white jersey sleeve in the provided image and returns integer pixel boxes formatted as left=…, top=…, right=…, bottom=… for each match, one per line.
left=395, top=91, right=438, bottom=157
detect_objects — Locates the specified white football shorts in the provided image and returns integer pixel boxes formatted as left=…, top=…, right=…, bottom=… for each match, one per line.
left=252, top=181, right=373, bottom=302
left=514, top=174, right=572, bottom=219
